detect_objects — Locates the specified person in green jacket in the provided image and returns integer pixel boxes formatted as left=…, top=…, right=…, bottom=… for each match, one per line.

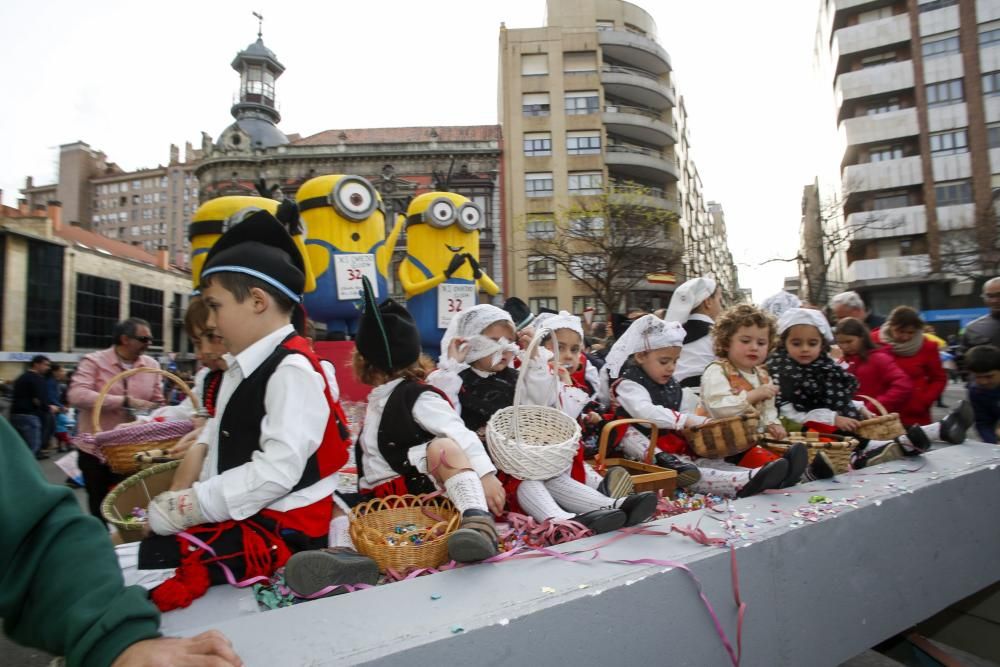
left=0, top=416, right=242, bottom=667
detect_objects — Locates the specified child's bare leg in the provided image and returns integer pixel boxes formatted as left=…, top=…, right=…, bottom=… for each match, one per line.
left=426, top=438, right=498, bottom=562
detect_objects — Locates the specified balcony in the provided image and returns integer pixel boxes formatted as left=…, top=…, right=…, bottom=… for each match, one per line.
left=840, top=108, right=918, bottom=147
left=848, top=205, right=925, bottom=241
left=598, top=29, right=671, bottom=76
left=601, top=65, right=675, bottom=111
left=847, top=253, right=931, bottom=284
left=835, top=60, right=914, bottom=106
left=607, top=181, right=678, bottom=213
left=937, top=203, right=976, bottom=231
left=602, top=104, right=676, bottom=147
left=606, top=144, right=679, bottom=183
left=842, top=155, right=923, bottom=193
left=832, top=14, right=910, bottom=64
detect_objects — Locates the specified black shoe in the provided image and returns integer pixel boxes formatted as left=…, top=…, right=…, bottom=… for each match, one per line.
left=615, top=491, right=658, bottom=527
left=901, top=425, right=931, bottom=455
left=597, top=465, right=634, bottom=498
left=284, top=547, right=380, bottom=597
left=940, top=400, right=973, bottom=444
left=653, top=452, right=702, bottom=489
left=736, top=459, right=788, bottom=498
left=777, top=443, right=808, bottom=488
left=572, top=508, right=627, bottom=534
left=854, top=441, right=904, bottom=469
left=803, top=451, right=835, bottom=481
left=447, top=509, right=499, bottom=563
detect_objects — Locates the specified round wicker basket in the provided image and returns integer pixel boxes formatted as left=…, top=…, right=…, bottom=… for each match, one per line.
left=101, top=459, right=180, bottom=542
left=763, top=433, right=859, bottom=475
left=92, top=367, right=200, bottom=475
left=349, top=494, right=461, bottom=574
left=855, top=394, right=905, bottom=440
left=683, top=410, right=760, bottom=459
left=485, top=328, right=582, bottom=481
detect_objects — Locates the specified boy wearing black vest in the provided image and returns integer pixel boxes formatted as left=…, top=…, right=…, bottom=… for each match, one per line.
left=133, top=210, right=374, bottom=610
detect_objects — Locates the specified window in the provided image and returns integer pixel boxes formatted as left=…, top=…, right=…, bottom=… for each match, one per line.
left=569, top=215, right=605, bottom=234
left=527, top=256, right=556, bottom=280
left=923, top=33, right=960, bottom=57
left=926, top=78, right=964, bottom=105
left=567, top=131, right=602, bottom=155
left=75, top=274, right=121, bottom=349
left=525, top=173, right=554, bottom=197
left=565, top=90, right=599, bottom=115
left=24, top=241, right=63, bottom=352
left=872, top=192, right=910, bottom=210
left=522, top=92, right=550, bottom=117
left=569, top=254, right=605, bottom=279
left=866, top=98, right=901, bottom=115
left=521, top=54, right=548, bottom=76
left=623, top=23, right=646, bottom=36
left=568, top=171, right=603, bottom=194
left=981, top=27, right=1000, bottom=47
left=988, top=122, right=1000, bottom=148
left=929, top=128, right=968, bottom=155
left=529, top=297, right=558, bottom=312
left=526, top=217, right=556, bottom=239
left=524, top=132, right=552, bottom=156
left=860, top=52, right=897, bottom=68
left=984, top=71, right=1000, bottom=95
left=572, top=295, right=606, bottom=317
left=596, top=20, right=615, bottom=31
left=869, top=145, right=903, bottom=162
left=563, top=51, right=597, bottom=73
left=918, top=0, right=958, bottom=12
left=129, top=285, right=164, bottom=346
left=132, top=180, right=141, bottom=190
left=858, top=6, right=893, bottom=22
left=935, top=180, right=973, bottom=207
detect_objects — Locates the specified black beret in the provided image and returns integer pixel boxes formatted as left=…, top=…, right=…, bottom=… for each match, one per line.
left=355, top=276, right=421, bottom=372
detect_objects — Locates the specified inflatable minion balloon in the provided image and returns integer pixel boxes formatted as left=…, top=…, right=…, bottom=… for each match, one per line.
left=295, top=174, right=403, bottom=337
left=188, top=195, right=316, bottom=292
left=399, top=191, right=499, bottom=354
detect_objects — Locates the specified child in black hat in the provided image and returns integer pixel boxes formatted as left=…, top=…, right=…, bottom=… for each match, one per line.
left=131, top=210, right=377, bottom=608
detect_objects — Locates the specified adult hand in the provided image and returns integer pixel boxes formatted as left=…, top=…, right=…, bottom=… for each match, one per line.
left=834, top=416, right=859, bottom=432
left=443, top=253, right=466, bottom=279
left=110, top=630, right=242, bottom=667
left=480, top=473, right=506, bottom=516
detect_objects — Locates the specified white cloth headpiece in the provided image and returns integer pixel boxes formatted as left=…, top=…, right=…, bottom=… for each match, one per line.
left=664, top=276, right=717, bottom=324
left=533, top=310, right=584, bottom=342
left=760, top=291, right=802, bottom=318
left=439, top=304, right=518, bottom=365
left=604, top=314, right=686, bottom=378
left=777, top=308, right=833, bottom=343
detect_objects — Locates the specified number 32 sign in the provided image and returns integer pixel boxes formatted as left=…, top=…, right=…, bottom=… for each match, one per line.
left=334, top=254, right=378, bottom=300
left=437, top=283, right=477, bottom=328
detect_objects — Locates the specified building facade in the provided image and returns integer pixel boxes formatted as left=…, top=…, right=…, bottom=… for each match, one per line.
left=498, top=0, right=741, bottom=315
left=813, top=0, right=1000, bottom=323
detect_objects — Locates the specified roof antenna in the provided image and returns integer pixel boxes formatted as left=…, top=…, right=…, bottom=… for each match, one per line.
left=252, top=11, right=263, bottom=39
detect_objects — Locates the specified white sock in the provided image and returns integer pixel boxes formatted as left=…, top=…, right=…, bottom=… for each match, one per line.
left=328, top=514, right=355, bottom=549
left=620, top=428, right=649, bottom=461
left=443, top=471, right=489, bottom=514
left=583, top=462, right=604, bottom=489
left=922, top=423, right=942, bottom=441
left=544, top=472, right=613, bottom=514
left=517, top=480, right=574, bottom=522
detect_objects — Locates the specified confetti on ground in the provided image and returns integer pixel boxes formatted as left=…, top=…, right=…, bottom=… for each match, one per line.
left=541, top=587, right=556, bottom=594
left=430, top=593, right=441, bottom=600
left=577, top=584, right=590, bottom=589
left=450, top=625, right=464, bottom=634
left=808, top=495, right=830, bottom=504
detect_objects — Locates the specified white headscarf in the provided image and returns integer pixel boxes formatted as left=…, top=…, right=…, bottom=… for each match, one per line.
left=533, top=310, right=584, bottom=341
left=664, top=276, right=717, bottom=324
left=439, top=304, right=519, bottom=365
left=760, top=291, right=802, bottom=319
left=777, top=308, right=833, bottom=343
left=604, top=314, right=686, bottom=378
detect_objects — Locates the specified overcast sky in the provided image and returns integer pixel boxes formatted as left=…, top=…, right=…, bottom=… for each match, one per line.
left=1, top=0, right=824, bottom=302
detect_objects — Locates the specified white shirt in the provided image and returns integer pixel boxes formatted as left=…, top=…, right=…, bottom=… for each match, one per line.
left=357, top=378, right=495, bottom=489
left=674, top=314, right=715, bottom=385
left=615, top=379, right=707, bottom=430
left=319, top=359, right=340, bottom=403
left=700, top=362, right=779, bottom=427
left=140, top=366, right=209, bottom=423
left=193, top=325, right=335, bottom=523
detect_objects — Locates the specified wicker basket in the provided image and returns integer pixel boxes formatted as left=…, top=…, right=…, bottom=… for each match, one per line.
left=101, top=459, right=180, bottom=543
left=590, top=419, right=677, bottom=495
left=485, top=328, right=582, bottom=481
left=855, top=394, right=905, bottom=440
left=92, top=367, right=200, bottom=475
left=349, top=494, right=461, bottom=574
left=763, top=432, right=859, bottom=475
left=682, top=410, right=760, bottom=459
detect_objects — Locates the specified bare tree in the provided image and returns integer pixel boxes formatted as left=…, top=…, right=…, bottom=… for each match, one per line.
left=521, top=184, right=682, bottom=314
left=937, top=200, right=1000, bottom=281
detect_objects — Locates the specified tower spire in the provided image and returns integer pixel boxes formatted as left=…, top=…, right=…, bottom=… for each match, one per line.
left=253, top=11, right=263, bottom=39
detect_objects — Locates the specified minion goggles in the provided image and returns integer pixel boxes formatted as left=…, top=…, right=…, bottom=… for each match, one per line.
left=407, top=197, right=484, bottom=231
left=296, top=176, right=386, bottom=221
left=188, top=206, right=267, bottom=239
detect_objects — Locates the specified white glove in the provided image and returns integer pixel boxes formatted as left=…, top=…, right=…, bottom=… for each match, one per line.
left=147, top=489, right=207, bottom=535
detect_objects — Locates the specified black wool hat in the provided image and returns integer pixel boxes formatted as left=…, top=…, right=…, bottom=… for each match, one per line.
left=355, top=276, right=421, bottom=373
left=201, top=209, right=305, bottom=302
left=502, top=297, right=535, bottom=331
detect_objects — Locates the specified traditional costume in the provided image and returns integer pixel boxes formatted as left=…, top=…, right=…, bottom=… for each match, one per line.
left=666, top=277, right=718, bottom=389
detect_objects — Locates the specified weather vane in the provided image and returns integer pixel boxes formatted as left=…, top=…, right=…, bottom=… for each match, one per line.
left=253, top=11, right=263, bottom=39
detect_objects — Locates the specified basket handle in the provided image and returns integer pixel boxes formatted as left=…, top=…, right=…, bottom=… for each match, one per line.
left=595, top=418, right=660, bottom=468
left=92, top=367, right=200, bottom=434
left=509, top=327, right=561, bottom=447
left=856, top=394, right=887, bottom=416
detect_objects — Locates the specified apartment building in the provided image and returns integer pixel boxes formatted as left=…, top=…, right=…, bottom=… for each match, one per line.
left=812, top=0, right=1000, bottom=324
left=498, top=0, right=741, bottom=315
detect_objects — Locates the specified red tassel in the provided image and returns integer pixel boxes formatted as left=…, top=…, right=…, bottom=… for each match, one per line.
left=150, top=551, right=211, bottom=612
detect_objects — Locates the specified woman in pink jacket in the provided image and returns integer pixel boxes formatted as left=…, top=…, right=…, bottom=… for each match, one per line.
left=871, top=307, right=947, bottom=426
left=834, top=317, right=912, bottom=415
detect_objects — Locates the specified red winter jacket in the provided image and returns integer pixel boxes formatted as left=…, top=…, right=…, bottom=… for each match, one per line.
left=842, top=347, right=912, bottom=417
left=870, top=331, right=947, bottom=425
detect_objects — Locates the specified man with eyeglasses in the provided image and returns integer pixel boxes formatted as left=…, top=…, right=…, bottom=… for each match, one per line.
left=68, top=318, right=164, bottom=520
left=962, top=277, right=1000, bottom=351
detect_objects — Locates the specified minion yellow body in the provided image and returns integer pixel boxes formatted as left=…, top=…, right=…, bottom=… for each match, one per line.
left=399, top=191, right=499, bottom=353
left=296, top=175, right=403, bottom=336
left=189, top=196, right=315, bottom=292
